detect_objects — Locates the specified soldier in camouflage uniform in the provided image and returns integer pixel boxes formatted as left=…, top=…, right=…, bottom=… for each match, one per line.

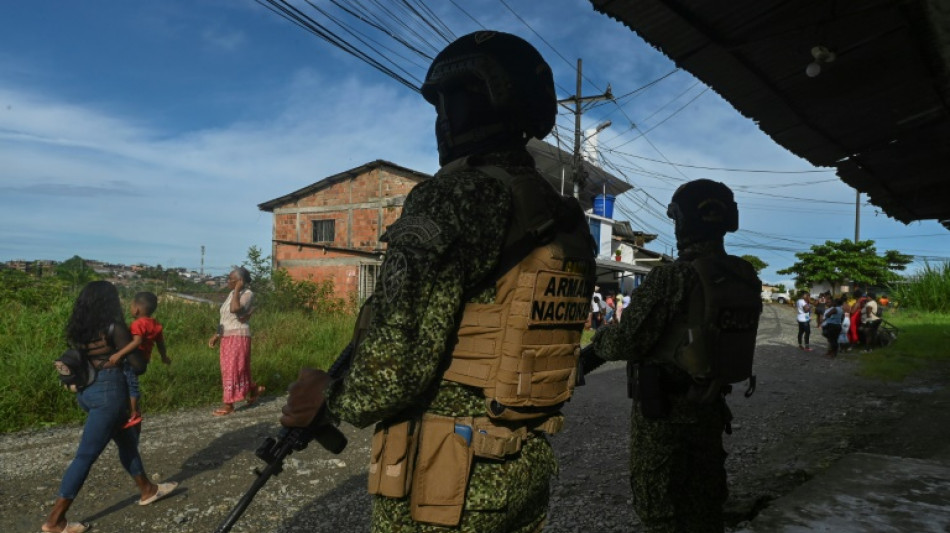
left=281, top=31, right=596, bottom=532
left=589, top=179, right=757, bottom=533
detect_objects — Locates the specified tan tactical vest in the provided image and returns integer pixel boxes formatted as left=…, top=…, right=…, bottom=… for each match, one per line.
left=442, top=165, right=596, bottom=421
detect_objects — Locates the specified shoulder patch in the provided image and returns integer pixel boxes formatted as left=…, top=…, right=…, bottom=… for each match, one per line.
left=380, top=248, right=410, bottom=304
left=381, top=215, right=442, bottom=246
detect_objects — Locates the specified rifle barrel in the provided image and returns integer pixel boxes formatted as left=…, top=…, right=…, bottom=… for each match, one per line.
left=214, top=458, right=283, bottom=533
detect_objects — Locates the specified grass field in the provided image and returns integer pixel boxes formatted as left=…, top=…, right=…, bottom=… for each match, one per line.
left=3, top=261, right=948, bottom=433
left=856, top=310, right=950, bottom=381
left=0, top=293, right=354, bottom=433
left=859, top=261, right=950, bottom=380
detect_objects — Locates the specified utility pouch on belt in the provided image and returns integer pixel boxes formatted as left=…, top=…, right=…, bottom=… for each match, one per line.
left=637, top=364, right=671, bottom=419
left=367, top=418, right=419, bottom=498
left=410, top=414, right=475, bottom=527
left=469, top=415, right=563, bottom=460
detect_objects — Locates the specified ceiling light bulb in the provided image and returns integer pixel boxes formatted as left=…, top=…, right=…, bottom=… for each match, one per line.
left=805, top=62, right=821, bottom=77
left=811, top=46, right=836, bottom=63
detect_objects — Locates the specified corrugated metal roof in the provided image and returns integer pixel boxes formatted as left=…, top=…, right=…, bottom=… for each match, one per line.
left=590, top=0, right=950, bottom=229
left=527, top=139, right=633, bottom=211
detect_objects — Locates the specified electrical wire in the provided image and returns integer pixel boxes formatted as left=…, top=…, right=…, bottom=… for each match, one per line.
left=600, top=150, right=837, bottom=175
left=448, top=0, right=485, bottom=28
left=611, top=69, right=682, bottom=103
left=331, top=0, right=435, bottom=60
left=256, top=0, right=422, bottom=92
left=402, top=0, right=456, bottom=43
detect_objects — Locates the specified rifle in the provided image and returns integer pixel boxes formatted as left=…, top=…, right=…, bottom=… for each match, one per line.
left=214, top=342, right=354, bottom=533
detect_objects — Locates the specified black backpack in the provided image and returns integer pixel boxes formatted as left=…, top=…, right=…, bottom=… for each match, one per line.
left=672, top=255, right=763, bottom=403
left=54, top=348, right=97, bottom=392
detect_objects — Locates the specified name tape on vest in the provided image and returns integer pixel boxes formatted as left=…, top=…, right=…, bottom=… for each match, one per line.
left=529, top=270, right=592, bottom=326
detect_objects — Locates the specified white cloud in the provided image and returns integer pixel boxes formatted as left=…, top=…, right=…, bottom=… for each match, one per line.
left=0, top=68, right=438, bottom=271
left=202, top=26, right=246, bottom=51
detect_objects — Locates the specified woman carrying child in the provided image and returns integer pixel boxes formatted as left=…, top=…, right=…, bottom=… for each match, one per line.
left=42, top=281, right=176, bottom=533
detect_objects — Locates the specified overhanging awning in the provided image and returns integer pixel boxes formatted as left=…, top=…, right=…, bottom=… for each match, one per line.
left=590, top=0, right=950, bottom=228
left=595, top=257, right=652, bottom=277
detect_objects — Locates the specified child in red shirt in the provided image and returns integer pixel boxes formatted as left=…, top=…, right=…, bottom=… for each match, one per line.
left=109, top=292, right=170, bottom=428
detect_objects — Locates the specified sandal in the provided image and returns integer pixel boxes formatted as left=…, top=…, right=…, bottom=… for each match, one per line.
left=139, top=481, right=178, bottom=506
left=40, top=522, right=91, bottom=533
left=123, top=414, right=143, bottom=429
left=246, top=385, right=266, bottom=406
left=212, top=406, right=234, bottom=417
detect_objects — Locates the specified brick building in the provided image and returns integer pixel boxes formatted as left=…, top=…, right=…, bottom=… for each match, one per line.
left=258, top=160, right=431, bottom=302
left=259, top=141, right=665, bottom=303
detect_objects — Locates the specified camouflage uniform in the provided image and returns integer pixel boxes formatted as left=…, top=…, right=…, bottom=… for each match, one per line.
left=592, top=240, right=730, bottom=533
left=326, top=150, right=557, bottom=533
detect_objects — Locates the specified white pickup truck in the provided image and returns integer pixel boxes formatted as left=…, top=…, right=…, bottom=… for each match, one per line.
left=769, top=291, right=792, bottom=304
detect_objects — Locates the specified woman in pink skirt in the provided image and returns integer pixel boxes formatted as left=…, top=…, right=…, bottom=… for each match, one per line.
left=207, top=267, right=264, bottom=416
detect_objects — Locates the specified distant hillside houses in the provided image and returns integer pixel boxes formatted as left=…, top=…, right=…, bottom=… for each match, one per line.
left=1, top=258, right=226, bottom=287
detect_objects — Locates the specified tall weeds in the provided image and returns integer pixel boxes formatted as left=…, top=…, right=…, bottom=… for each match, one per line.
left=0, top=276, right=354, bottom=433
left=889, top=261, right=950, bottom=313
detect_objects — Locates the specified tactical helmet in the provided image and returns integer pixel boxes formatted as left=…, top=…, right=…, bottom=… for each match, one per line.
left=421, top=31, right=556, bottom=160
left=667, top=179, right=739, bottom=240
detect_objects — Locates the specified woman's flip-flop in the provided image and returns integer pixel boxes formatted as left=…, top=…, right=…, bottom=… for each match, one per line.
left=40, top=521, right=91, bottom=533
left=212, top=406, right=234, bottom=417
left=139, top=481, right=178, bottom=506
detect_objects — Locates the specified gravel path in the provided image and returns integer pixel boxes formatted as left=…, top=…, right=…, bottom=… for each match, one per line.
left=3, top=304, right=948, bottom=532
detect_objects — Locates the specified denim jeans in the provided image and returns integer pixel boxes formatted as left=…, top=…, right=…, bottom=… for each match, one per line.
left=58, top=367, right=145, bottom=499
left=123, top=362, right=140, bottom=400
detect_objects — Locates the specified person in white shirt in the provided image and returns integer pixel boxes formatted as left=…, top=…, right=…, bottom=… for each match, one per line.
left=590, top=286, right=603, bottom=330
left=795, top=292, right=813, bottom=351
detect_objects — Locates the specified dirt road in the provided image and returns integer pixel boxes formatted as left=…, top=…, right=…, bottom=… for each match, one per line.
left=3, top=304, right=948, bottom=532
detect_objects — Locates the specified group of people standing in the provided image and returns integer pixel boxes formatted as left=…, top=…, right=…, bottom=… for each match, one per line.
left=795, top=290, right=886, bottom=357
left=590, top=286, right=630, bottom=330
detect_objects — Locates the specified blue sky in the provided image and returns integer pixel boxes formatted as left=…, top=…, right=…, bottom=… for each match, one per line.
left=2, top=0, right=947, bottom=284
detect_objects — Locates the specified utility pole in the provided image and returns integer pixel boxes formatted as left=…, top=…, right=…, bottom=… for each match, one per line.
left=200, top=245, right=205, bottom=276
left=854, top=190, right=861, bottom=242
left=557, top=59, right=613, bottom=199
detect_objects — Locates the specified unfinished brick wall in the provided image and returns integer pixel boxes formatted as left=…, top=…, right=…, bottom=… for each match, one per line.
left=267, top=164, right=426, bottom=301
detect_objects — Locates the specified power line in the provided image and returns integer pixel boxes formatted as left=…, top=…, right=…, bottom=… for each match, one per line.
left=602, top=80, right=701, bottom=147
left=600, top=150, right=837, bottom=175
left=365, top=0, right=444, bottom=53
left=606, top=86, right=709, bottom=151
left=448, top=0, right=485, bottom=28
left=331, top=0, right=435, bottom=61
left=612, top=69, right=681, bottom=102
left=402, top=0, right=456, bottom=43
left=256, top=0, right=422, bottom=91
left=497, top=0, right=603, bottom=95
